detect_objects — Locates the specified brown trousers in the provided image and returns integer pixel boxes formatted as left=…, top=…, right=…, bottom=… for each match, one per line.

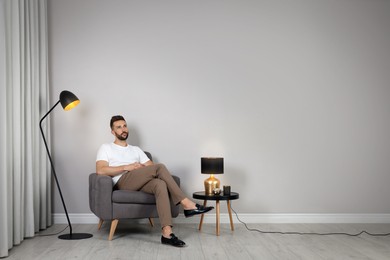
left=116, top=163, right=186, bottom=228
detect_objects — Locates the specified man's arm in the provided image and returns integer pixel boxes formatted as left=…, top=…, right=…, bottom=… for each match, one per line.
left=96, top=160, right=153, bottom=176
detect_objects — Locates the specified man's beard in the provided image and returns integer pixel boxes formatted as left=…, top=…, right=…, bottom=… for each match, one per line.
left=116, top=132, right=128, bottom=141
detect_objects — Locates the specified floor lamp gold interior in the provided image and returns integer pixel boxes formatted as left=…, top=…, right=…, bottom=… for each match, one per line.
left=39, top=90, right=92, bottom=240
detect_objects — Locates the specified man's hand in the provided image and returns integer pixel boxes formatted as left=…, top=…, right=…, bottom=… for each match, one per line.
left=96, top=160, right=152, bottom=176
left=124, top=162, right=145, bottom=171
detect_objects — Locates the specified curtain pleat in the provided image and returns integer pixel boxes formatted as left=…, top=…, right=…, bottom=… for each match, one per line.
left=0, top=0, right=51, bottom=257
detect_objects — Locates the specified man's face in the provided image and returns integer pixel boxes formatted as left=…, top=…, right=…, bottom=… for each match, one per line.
left=112, top=120, right=128, bottom=141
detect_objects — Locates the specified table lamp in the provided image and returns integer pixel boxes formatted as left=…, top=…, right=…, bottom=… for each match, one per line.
left=201, top=157, right=224, bottom=194
left=39, top=90, right=92, bottom=240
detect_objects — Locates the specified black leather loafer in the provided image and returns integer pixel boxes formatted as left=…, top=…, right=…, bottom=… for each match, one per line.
left=161, top=233, right=186, bottom=247
left=184, top=204, right=214, bottom=218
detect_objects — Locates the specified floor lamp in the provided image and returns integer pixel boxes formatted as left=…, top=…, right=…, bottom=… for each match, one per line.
left=39, top=90, right=93, bottom=240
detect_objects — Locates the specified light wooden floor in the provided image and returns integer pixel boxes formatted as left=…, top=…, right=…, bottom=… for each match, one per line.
left=6, top=222, right=390, bottom=259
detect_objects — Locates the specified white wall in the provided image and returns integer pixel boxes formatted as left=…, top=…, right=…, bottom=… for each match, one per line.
left=48, top=0, right=390, bottom=215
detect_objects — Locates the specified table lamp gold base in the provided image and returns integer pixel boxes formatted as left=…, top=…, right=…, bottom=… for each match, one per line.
left=204, top=174, right=220, bottom=195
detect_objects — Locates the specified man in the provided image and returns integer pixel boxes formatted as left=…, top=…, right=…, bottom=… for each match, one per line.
left=96, top=115, right=213, bottom=247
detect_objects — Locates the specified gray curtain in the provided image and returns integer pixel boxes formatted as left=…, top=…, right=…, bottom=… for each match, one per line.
left=0, top=0, right=51, bottom=257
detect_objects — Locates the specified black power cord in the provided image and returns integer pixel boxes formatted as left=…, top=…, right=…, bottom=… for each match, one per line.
left=230, top=206, right=390, bottom=237
left=36, top=209, right=390, bottom=238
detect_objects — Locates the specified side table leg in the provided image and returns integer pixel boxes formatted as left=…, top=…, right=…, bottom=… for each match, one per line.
left=198, top=200, right=207, bottom=231
left=216, top=200, right=220, bottom=236
left=227, top=200, right=234, bottom=231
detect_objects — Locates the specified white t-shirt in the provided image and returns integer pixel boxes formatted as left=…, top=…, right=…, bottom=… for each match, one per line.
left=96, top=143, right=150, bottom=184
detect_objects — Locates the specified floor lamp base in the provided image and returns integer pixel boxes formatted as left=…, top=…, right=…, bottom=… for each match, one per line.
left=58, top=233, right=93, bottom=240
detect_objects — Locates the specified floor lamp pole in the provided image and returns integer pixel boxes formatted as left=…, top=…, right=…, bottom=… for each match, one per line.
left=40, top=100, right=92, bottom=240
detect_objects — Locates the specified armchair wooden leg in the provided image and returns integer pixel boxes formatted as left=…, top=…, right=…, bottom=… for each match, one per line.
left=108, top=219, right=119, bottom=241
left=98, top=219, right=104, bottom=230
left=148, top=218, right=154, bottom=227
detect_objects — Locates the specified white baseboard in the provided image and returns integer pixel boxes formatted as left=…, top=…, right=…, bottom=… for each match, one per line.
left=53, top=213, right=100, bottom=224
left=52, top=213, right=390, bottom=225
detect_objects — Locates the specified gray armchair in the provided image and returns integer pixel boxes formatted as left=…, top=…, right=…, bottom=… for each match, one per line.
left=89, top=152, right=180, bottom=240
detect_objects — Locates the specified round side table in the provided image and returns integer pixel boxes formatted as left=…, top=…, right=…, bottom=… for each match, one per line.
left=192, top=191, right=239, bottom=236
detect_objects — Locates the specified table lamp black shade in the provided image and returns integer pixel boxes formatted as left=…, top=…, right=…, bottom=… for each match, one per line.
left=201, top=157, right=224, bottom=194
left=39, top=90, right=92, bottom=240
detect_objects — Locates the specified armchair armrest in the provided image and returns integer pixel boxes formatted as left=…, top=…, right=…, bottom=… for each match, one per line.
left=89, top=173, right=114, bottom=220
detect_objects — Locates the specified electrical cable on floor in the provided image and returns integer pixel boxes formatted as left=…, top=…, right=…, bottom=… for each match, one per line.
left=230, top=206, right=390, bottom=237
left=37, top=225, right=69, bottom=237
left=35, top=208, right=390, bottom=238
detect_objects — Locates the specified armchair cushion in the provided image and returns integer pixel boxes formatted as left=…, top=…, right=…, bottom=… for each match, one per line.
left=112, top=190, right=156, bottom=204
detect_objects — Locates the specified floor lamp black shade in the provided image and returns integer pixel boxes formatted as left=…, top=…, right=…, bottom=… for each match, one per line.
left=39, top=90, right=93, bottom=240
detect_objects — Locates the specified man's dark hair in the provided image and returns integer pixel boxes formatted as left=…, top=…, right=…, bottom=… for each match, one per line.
left=110, top=115, right=125, bottom=129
